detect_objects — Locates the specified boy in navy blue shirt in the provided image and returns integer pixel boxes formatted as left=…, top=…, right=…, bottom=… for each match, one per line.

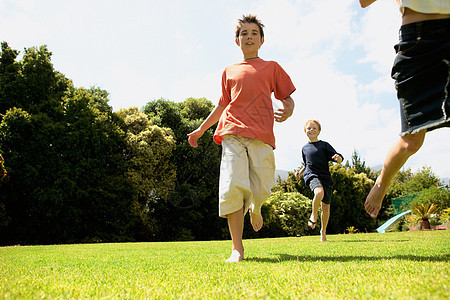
left=296, top=120, right=343, bottom=241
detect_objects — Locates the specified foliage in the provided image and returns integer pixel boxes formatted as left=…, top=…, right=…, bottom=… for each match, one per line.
left=0, top=43, right=137, bottom=244
left=345, top=149, right=378, bottom=181
left=1, top=41, right=448, bottom=244
left=410, top=203, right=439, bottom=221
left=404, top=214, right=421, bottom=230
left=0, top=153, right=6, bottom=181
left=0, top=86, right=137, bottom=244
left=412, top=186, right=450, bottom=215
left=142, top=97, right=224, bottom=241
left=115, top=107, right=177, bottom=240
left=116, top=107, right=176, bottom=200
left=440, top=208, right=450, bottom=224
left=273, top=164, right=376, bottom=233
left=386, top=166, right=441, bottom=199
left=267, top=191, right=312, bottom=236
left=407, top=166, right=441, bottom=192
left=346, top=226, right=358, bottom=233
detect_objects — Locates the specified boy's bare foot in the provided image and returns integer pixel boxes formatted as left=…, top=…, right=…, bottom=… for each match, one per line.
left=250, top=211, right=263, bottom=232
left=365, top=180, right=386, bottom=218
left=307, top=214, right=316, bottom=229
left=320, top=231, right=327, bottom=242
left=225, top=250, right=243, bottom=263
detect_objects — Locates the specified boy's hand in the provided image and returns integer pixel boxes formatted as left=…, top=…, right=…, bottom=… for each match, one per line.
left=332, top=154, right=343, bottom=163
left=187, top=129, right=204, bottom=148
left=359, top=0, right=377, bottom=8
left=274, top=97, right=294, bottom=123
left=295, top=171, right=302, bottom=178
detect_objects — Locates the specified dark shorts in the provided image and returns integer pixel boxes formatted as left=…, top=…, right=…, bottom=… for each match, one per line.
left=308, top=177, right=332, bottom=205
left=392, top=18, right=450, bottom=136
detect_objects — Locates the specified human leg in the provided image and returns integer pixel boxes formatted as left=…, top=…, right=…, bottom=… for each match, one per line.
left=219, top=135, right=251, bottom=262
left=320, top=202, right=330, bottom=242
left=309, top=184, right=324, bottom=229
left=225, top=207, right=245, bottom=263
left=365, top=130, right=426, bottom=218
left=247, top=138, right=275, bottom=232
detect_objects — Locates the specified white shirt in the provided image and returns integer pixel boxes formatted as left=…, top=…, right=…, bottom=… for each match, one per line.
left=396, top=0, right=450, bottom=14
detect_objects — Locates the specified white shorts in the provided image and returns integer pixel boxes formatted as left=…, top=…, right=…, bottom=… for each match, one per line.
left=218, top=135, right=275, bottom=218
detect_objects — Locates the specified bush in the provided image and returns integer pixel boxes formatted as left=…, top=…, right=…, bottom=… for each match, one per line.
left=267, top=191, right=312, bottom=236
left=412, top=187, right=450, bottom=225
left=413, top=187, right=450, bottom=210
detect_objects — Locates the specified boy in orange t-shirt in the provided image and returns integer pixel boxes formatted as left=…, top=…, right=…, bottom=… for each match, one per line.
left=188, top=14, right=295, bottom=262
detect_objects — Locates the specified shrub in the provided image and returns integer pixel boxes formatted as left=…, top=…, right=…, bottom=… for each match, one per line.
left=267, top=191, right=312, bottom=236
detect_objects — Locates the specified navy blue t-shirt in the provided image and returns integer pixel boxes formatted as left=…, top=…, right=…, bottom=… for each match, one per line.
left=302, top=140, right=342, bottom=187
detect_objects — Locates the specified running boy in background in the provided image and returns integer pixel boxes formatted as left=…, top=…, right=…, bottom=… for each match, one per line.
left=296, top=120, right=343, bottom=242
left=187, top=14, right=295, bottom=262
left=359, top=0, right=449, bottom=218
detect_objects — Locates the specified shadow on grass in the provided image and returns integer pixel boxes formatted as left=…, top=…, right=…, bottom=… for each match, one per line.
left=245, top=254, right=450, bottom=263
left=334, top=239, right=411, bottom=243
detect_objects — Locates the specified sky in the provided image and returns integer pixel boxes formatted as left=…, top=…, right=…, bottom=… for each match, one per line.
left=1, top=0, right=449, bottom=181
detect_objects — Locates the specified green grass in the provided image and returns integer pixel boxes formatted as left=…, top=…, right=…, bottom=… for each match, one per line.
left=1, top=231, right=449, bottom=299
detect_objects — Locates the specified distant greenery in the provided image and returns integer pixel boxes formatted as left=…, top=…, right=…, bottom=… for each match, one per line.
left=1, top=231, right=448, bottom=299
left=1, top=42, right=446, bottom=245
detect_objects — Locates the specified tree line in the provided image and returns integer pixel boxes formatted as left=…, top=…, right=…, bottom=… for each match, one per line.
left=0, top=42, right=444, bottom=245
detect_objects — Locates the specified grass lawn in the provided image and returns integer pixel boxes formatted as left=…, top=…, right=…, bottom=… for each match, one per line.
left=1, top=230, right=449, bottom=299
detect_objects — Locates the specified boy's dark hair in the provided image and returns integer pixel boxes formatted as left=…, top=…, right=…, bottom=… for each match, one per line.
left=235, top=14, right=265, bottom=38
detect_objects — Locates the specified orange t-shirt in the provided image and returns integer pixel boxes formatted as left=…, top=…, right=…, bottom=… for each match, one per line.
left=213, top=58, right=296, bottom=148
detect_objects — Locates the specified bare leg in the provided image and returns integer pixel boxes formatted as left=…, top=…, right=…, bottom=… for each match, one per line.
left=365, top=130, right=426, bottom=218
left=320, top=202, right=330, bottom=242
left=225, top=207, right=245, bottom=263
left=309, top=186, right=324, bottom=229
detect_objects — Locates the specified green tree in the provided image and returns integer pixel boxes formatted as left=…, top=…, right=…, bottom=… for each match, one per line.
left=0, top=87, right=137, bottom=244
left=413, top=186, right=450, bottom=215
left=345, top=149, right=378, bottom=181
left=0, top=42, right=70, bottom=119
left=0, top=42, right=23, bottom=118
left=143, top=98, right=224, bottom=241
left=0, top=43, right=138, bottom=244
left=115, top=107, right=176, bottom=240
left=407, top=166, right=441, bottom=193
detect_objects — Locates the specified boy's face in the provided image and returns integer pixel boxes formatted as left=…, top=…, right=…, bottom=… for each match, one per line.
left=305, top=122, right=320, bottom=140
left=235, top=22, right=264, bottom=59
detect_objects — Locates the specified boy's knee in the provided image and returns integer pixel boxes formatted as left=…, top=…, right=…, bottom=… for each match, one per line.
left=314, top=187, right=324, bottom=199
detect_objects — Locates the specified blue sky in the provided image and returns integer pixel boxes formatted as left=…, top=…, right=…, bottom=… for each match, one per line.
left=1, top=0, right=449, bottom=180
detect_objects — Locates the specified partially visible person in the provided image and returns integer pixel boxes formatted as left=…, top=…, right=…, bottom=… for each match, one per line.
left=360, top=0, right=450, bottom=218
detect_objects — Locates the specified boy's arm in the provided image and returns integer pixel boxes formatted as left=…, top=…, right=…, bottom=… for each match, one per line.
left=359, top=0, right=377, bottom=8
left=295, top=166, right=305, bottom=178
left=274, top=96, right=294, bottom=123
left=187, top=104, right=226, bottom=148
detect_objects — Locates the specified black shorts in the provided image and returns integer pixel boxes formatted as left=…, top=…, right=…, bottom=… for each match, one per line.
left=308, top=177, right=332, bottom=205
left=392, top=18, right=450, bottom=136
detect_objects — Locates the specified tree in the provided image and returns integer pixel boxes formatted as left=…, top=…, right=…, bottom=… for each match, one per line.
left=345, top=149, right=378, bottom=181
left=407, top=166, right=441, bottom=193
left=142, top=98, right=224, bottom=241
left=0, top=42, right=23, bottom=118
left=115, top=107, right=176, bottom=241
left=0, top=86, right=138, bottom=244
left=0, top=42, right=70, bottom=119
left=0, top=43, right=140, bottom=244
